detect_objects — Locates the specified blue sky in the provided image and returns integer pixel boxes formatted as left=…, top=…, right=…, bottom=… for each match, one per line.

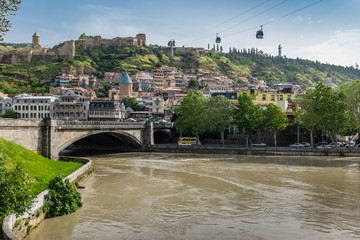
left=3, top=0, right=360, bottom=67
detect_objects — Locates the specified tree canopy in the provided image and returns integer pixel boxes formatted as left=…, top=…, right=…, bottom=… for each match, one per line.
left=207, top=95, right=235, bottom=145
left=0, top=0, right=21, bottom=41
left=174, top=91, right=208, bottom=141
left=234, top=92, right=263, bottom=146
left=263, top=103, right=288, bottom=147
left=0, top=152, right=33, bottom=218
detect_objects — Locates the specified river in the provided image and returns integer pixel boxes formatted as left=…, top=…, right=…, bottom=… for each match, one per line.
left=25, top=152, right=360, bottom=240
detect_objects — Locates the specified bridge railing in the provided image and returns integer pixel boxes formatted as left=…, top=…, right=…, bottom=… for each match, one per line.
left=56, top=120, right=146, bottom=127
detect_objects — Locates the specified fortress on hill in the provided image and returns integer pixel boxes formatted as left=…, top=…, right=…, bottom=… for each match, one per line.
left=0, top=33, right=146, bottom=64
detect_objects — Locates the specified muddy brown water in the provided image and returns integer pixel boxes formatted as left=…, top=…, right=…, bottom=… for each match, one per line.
left=25, top=153, right=360, bottom=240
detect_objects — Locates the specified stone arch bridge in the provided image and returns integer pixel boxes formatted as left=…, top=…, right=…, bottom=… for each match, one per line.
left=0, top=119, right=173, bottom=159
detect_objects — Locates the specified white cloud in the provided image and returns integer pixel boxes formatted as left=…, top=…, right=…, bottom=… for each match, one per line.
left=295, top=29, right=360, bottom=66
left=63, top=4, right=142, bottom=38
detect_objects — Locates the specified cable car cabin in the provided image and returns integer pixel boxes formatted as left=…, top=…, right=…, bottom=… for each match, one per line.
left=216, top=33, right=221, bottom=43
left=256, top=26, right=264, bottom=39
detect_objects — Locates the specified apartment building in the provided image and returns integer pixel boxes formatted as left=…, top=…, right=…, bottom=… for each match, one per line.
left=12, top=95, right=59, bottom=119
left=50, top=91, right=90, bottom=120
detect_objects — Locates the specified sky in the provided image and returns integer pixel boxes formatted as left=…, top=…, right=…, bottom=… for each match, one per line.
left=3, top=0, right=360, bottom=67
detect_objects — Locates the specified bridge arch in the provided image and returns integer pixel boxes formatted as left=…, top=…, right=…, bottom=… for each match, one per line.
left=153, top=129, right=172, bottom=144
left=57, top=130, right=144, bottom=154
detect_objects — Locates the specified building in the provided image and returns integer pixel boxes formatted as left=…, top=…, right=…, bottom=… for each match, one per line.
left=89, top=100, right=125, bottom=121
left=247, top=88, right=295, bottom=102
left=0, top=96, right=12, bottom=117
left=12, top=94, right=59, bottom=119
left=50, top=91, right=90, bottom=120
left=50, top=87, right=96, bottom=100
left=55, top=74, right=76, bottom=87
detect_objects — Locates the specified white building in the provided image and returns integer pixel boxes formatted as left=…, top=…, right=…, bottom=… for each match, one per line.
left=0, top=96, right=12, bottom=117
left=12, top=95, right=59, bottom=119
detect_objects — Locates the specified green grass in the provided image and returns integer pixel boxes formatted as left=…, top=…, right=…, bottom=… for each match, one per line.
left=0, top=138, right=83, bottom=196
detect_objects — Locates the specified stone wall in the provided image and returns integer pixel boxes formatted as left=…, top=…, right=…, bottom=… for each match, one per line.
left=77, top=33, right=146, bottom=49
left=0, top=40, right=75, bottom=64
left=0, top=119, right=45, bottom=154
left=2, top=156, right=93, bottom=240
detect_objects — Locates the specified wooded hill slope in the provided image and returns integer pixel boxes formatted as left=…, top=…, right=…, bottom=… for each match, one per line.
left=0, top=43, right=359, bottom=94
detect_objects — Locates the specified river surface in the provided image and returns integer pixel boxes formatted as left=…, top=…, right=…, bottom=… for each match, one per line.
left=25, top=153, right=360, bottom=240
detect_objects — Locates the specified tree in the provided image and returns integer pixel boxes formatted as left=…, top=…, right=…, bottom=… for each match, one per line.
left=0, top=0, right=21, bottom=41
left=2, top=110, right=18, bottom=118
left=174, top=91, right=208, bottom=142
left=314, top=83, right=347, bottom=144
left=341, top=80, right=360, bottom=133
left=297, top=88, right=319, bottom=148
left=263, top=103, right=288, bottom=147
left=123, top=97, right=144, bottom=111
left=0, top=153, right=33, bottom=218
left=207, top=95, right=235, bottom=145
left=234, top=92, right=263, bottom=146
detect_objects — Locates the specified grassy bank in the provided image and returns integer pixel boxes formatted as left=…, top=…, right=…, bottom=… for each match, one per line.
left=0, top=138, right=83, bottom=195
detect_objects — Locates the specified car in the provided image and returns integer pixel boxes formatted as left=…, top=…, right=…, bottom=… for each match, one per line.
left=315, top=141, right=328, bottom=147
left=346, top=141, right=356, bottom=148
left=301, top=142, right=310, bottom=147
left=316, top=144, right=331, bottom=149
left=289, top=143, right=304, bottom=148
left=252, top=142, right=266, bottom=147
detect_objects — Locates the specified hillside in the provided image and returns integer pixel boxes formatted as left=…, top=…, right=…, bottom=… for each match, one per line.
left=0, top=42, right=360, bottom=94
left=0, top=138, right=83, bottom=195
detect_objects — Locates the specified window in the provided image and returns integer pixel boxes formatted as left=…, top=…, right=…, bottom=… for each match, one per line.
left=262, top=94, right=266, bottom=101
left=280, top=95, right=283, bottom=101
left=287, top=95, right=291, bottom=101
left=271, top=95, right=274, bottom=101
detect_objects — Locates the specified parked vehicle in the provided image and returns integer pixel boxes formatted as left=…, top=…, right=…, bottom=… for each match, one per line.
left=346, top=141, right=356, bottom=148
left=178, top=137, right=201, bottom=146
left=316, top=144, right=331, bottom=149
left=315, top=141, right=328, bottom=147
left=301, top=142, right=310, bottom=147
left=289, top=143, right=304, bottom=148
left=252, top=142, right=266, bottom=147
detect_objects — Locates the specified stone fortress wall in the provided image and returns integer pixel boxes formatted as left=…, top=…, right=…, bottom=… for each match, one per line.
left=0, top=33, right=146, bottom=64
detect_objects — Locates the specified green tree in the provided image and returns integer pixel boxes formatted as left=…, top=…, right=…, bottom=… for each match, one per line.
left=2, top=110, right=18, bottom=118
left=341, top=80, right=360, bottom=133
left=207, top=95, right=235, bottom=145
left=315, top=83, right=347, bottom=144
left=44, top=177, right=82, bottom=218
left=234, top=92, right=263, bottom=146
left=0, top=0, right=21, bottom=41
left=123, top=97, right=144, bottom=111
left=174, top=91, right=208, bottom=142
left=263, top=103, right=288, bottom=147
left=297, top=88, right=319, bottom=148
left=0, top=152, right=33, bottom=218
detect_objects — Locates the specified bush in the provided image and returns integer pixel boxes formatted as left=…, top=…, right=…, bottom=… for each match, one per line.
left=44, top=177, right=82, bottom=218
left=0, top=152, right=33, bottom=218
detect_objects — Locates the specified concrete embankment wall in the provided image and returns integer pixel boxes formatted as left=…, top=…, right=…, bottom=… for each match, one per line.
left=2, top=157, right=93, bottom=240
left=150, top=145, right=360, bottom=157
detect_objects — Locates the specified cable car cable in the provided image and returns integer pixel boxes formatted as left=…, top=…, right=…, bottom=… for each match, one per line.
left=225, top=0, right=323, bottom=38
left=179, top=0, right=272, bottom=44
left=182, top=0, right=288, bottom=45
left=218, top=0, right=288, bottom=34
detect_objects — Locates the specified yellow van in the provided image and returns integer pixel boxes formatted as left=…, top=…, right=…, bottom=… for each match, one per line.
left=177, top=137, right=201, bottom=146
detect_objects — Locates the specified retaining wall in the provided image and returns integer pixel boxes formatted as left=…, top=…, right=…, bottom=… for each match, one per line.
left=2, top=157, right=93, bottom=240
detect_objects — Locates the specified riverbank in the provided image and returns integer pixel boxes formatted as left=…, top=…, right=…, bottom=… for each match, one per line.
left=2, top=156, right=93, bottom=240
left=150, top=144, right=360, bottom=157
